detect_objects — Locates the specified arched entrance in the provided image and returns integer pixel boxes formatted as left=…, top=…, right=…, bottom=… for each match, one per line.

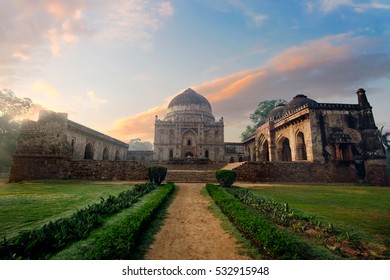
left=185, top=151, right=194, bottom=158
left=281, top=138, right=292, bottom=161
left=84, top=142, right=94, bottom=159
left=296, top=132, right=307, bottom=160
left=260, top=140, right=269, bottom=162
left=102, top=147, right=109, bottom=160
left=181, top=129, right=197, bottom=158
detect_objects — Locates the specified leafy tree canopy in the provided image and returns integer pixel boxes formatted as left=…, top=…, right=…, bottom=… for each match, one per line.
left=0, top=89, right=32, bottom=119
left=128, top=138, right=153, bottom=151
left=0, top=89, right=33, bottom=172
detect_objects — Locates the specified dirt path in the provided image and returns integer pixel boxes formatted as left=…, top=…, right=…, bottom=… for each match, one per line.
left=144, top=183, right=252, bottom=260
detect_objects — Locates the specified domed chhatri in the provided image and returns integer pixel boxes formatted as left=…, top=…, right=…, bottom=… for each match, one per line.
left=165, top=88, right=214, bottom=121
left=266, top=103, right=286, bottom=120
left=283, top=94, right=318, bottom=113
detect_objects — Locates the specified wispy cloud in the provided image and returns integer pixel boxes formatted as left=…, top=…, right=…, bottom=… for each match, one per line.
left=32, top=82, right=61, bottom=97
left=86, top=90, right=108, bottom=109
left=319, top=0, right=390, bottom=13
left=228, top=0, right=268, bottom=27
left=0, top=0, right=174, bottom=86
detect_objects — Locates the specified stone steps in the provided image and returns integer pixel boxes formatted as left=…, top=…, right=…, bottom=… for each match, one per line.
left=165, top=170, right=217, bottom=183
left=220, top=161, right=247, bottom=170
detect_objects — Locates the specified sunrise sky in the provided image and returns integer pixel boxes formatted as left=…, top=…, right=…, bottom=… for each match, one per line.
left=1, top=0, right=390, bottom=143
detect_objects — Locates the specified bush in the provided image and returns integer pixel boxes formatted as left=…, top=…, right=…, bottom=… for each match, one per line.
left=85, top=182, right=175, bottom=259
left=148, top=166, right=167, bottom=186
left=206, top=183, right=299, bottom=259
left=215, top=170, right=236, bottom=188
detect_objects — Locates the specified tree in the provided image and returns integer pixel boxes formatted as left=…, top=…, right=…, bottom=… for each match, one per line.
left=128, top=138, right=153, bottom=151
left=0, top=89, right=33, bottom=173
left=241, top=99, right=287, bottom=141
left=377, top=126, right=390, bottom=164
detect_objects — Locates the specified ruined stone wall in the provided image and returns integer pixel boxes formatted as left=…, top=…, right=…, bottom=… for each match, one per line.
left=10, top=158, right=148, bottom=182
left=9, top=155, right=71, bottom=182
left=232, top=161, right=388, bottom=186
left=70, top=160, right=148, bottom=181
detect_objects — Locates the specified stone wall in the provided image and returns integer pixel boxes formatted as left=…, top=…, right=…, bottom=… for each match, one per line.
left=231, top=161, right=388, bottom=185
left=9, top=157, right=148, bottom=182
left=70, top=160, right=148, bottom=181
left=9, top=155, right=71, bottom=182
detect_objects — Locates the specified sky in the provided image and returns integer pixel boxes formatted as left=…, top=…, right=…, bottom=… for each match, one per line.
left=1, top=0, right=390, bottom=143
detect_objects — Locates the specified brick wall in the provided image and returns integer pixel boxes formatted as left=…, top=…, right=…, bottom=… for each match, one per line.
left=70, top=160, right=148, bottom=181
left=9, top=155, right=71, bottom=182
left=9, top=157, right=148, bottom=182
left=233, top=161, right=364, bottom=184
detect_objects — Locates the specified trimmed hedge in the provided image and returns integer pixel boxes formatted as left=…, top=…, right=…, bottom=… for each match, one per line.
left=84, top=182, right=175, bottom=259
left=215, top=169, right=236, bottom=188
left=206, top=183, right=299, bottom=259
left=0, top=183, right=156, bottom=260
left=148, top=166, right=168, bottom=186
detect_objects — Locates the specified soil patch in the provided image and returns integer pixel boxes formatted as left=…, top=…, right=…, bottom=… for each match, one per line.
left=145, top=183, right=252, bottom=260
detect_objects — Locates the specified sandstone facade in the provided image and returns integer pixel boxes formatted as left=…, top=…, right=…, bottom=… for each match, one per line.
left=154, top=88, right=225, bottom=161
left=243, top=89, right=388, bottom=185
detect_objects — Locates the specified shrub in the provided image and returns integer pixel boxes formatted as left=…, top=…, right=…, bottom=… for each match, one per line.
left=215, top=170, right=236, bottom=188
left=148, top=166, right=167, bottom=186
left=206, top=183, right=299, bottom=259
left=85, top=182, right=175, bottom=259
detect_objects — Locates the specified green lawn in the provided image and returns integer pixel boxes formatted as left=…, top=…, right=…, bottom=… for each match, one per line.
left=246, top=184, right=390, bottom=246
left=0, top=180, right=133, bottom=239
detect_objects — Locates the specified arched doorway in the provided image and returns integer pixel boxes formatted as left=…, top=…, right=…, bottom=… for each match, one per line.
left=296, top=132, right=307, bottom=160
left=115, top=150, right=120, bottom=160
left=84, top=142, right=94, bottom=159
left=205, top=150, right=209, bottom=158
left=229, top=157, right=235, bottom=163
left=169, top=149, right=174, bottom=159
left=181, top=129, right=197, bottom=158
left=102, top=147, right=109, bottom=160
left=281, top=138, right=292, bottom=161
left=185, top=151, right=194, bottom=158
left=260, top=140, right=269, bottom=162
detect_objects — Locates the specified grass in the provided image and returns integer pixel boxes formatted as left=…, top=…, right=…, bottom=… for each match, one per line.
left=0, top=180, right=133, bottom=239
left=246, top=184, right=390, bottom=250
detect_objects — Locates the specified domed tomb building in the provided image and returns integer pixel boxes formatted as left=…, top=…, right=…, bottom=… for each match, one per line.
left=154, top=88, right=224, bottom=161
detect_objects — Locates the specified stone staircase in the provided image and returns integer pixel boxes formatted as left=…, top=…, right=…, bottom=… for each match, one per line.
left=220, top=161, right=247, bottom=170
left=164, top=161, right=247, bottom=183
left=165, top=169, right=217, bottom=183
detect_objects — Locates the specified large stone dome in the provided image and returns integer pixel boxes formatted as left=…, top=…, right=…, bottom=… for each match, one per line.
left=266, top=103, right=286, bottom=120
left=283, top=94, right=318, bottom=113
left=165, top=88, right=215, bottom=121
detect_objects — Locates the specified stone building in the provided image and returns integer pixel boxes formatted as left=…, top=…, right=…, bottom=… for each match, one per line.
left=224, top=142, right=244, bottom=163
left=14, top=110, right=128, bottom=161
left=242, top=88, right=387, bottom=184
left=154, top=88, right=225, bottom=161
left=9, top=110, right=147, bottom=182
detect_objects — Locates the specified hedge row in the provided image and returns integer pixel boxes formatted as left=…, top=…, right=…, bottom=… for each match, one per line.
left=0, top=183, right=156, bottom=260
left=84, top=182, right=175, bottom=259
left=206, top=183, right=300, bottom=259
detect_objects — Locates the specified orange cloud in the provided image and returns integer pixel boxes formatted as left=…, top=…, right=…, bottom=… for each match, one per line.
left=267, top=33, right=351, bottom=73
left=108, top=104, right=168, bottom=142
